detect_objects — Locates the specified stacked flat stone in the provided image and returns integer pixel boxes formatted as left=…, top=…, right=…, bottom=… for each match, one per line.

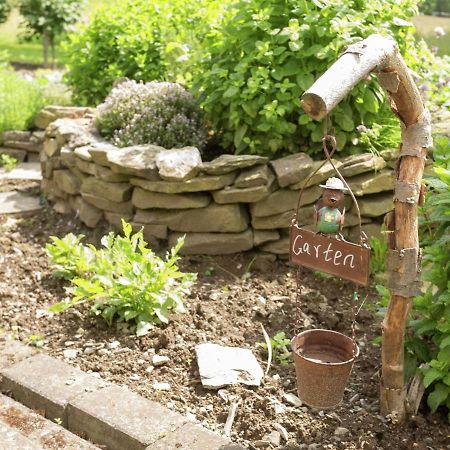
left=31, top=116, right=398, bottom=255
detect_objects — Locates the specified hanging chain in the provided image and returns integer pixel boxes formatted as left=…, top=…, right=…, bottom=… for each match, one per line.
left=295, top=267, right=303, bottom=332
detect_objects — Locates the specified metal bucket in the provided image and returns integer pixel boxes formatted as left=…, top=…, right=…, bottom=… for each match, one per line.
left=291, top=329, right=359, bottom=409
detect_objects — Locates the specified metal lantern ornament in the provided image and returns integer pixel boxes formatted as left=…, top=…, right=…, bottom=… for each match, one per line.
left=289, top=133, right=371, bottom=409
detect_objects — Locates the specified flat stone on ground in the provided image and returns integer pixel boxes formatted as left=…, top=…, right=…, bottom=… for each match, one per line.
left=156, top=147, right=202, bottom=181
left=168, top=229, right=253, bottom=255
left=234, top=164, right=273, bottom=188
left=195, top=343, right=264, bottom=389
left=201, top=154, right=268, bottom=175
left=270, top=153, right=313, bottom=187
left=106, top=145, right=165, bottom=180
left=130, top=172, right=236, bottom=194
left=67, top=385, right=187, bottom=450
left=135, top=203, right=248, bottom=233
left=148, top=422, right=230, bottom=450
left=250, top=185, right=321, bottom=217
left=0, top=354, right=107, bottom=426
left=212, top=184, right=271, bottom=204
left=0, top=162, right=42, bottom=181
left=0, top=394, right=99, bottom=450
left=0, top=191, right=42, bottom=215
left=132, top=188, right=211, bottom=210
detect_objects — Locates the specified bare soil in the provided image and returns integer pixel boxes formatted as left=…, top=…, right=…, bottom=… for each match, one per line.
left=0, top=179, right=448, bottom=450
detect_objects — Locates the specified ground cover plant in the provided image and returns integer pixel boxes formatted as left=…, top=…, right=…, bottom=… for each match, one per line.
left=46, top=220, right=197, bottom=336
left=96, top=80, right=207, bottom=150
left=0, top=153, right=17, bottom=171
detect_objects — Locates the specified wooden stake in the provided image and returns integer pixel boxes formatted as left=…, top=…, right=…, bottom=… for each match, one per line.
left=300, top=34, right=431, bottom=421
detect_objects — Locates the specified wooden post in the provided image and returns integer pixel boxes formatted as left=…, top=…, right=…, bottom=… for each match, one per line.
left=300, top=34, right=432, bottom=421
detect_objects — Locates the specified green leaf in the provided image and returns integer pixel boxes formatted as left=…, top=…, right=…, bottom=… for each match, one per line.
left=363, top=89, right=379, bottom=114
left=234, top=124, right=248, bottom=147
left=440, top=335, right=450, bottom=349
left=427, top=383, right=449, bottom=413
left=423, top=368, right=444, bottom=388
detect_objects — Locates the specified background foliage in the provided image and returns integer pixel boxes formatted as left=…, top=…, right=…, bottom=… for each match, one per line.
left=0, top=0, right=10, bottom=24
left=195, top=0, right=427, bottom=158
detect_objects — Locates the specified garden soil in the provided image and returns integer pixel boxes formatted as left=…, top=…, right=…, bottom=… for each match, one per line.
left=0, top=179, right=448, bottom=450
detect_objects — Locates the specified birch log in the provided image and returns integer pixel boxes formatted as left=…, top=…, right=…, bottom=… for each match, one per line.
left=300, top=34, right=432, bottom=421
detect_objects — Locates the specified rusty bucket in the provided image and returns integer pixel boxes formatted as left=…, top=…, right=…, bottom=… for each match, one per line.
left=291, top=329, right=359, bottom=409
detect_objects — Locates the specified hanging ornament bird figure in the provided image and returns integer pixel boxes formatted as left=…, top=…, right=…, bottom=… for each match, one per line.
left=315, top=177, right=347, bottom=234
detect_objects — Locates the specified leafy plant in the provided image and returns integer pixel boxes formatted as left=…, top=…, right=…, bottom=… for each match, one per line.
left=47, top=221, right=197, bottom=335
left=96, top=80, right=207, bottom=150
left=0, top=153, right=17, bottom=172
left=28, top=334, right=44, bottom=348
left=405, top=136, right=450, bottom=419
left=0, top=66, right=44, bottom=135
left=18, top=0, right=83, bottom=67
left=257, top=331, right=292, bottom=365
left=195, top=0, right=430, bottom=158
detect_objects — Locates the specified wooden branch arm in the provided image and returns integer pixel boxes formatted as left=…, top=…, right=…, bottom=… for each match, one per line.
left=300, top=33, right=432, bottom=421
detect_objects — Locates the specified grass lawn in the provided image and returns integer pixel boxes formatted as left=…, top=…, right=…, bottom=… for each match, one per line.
left=412, top=15, right=450, bottom=56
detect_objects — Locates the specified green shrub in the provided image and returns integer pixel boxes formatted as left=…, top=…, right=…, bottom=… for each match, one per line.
left=96, top=80, right=207, bottom=149
left=405, top=136, right=450, bottom=419
left=195, top=0, right=426, bottom=158
left=0, top=154, right=18, bottom=172
left=0, top=67, right=43, bottom=136
left=0, top=0, right=11, bottom=24
left=47, top=221, right=197, bottom=336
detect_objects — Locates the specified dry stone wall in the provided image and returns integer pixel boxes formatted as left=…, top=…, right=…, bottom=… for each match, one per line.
left=29, top=114, right=401, bottom=256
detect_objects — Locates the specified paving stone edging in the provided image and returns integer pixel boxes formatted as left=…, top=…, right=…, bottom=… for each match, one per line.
left=0, top=334, right=244, bottom=450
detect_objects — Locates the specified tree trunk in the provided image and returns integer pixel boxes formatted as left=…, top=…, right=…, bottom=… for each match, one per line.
left=300, top=34, right=432, bottom=421
left=43, top=31, right=50, bottom=68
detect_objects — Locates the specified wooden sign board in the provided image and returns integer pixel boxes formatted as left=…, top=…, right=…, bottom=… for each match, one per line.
left=289, top=225, right=370, bottom=286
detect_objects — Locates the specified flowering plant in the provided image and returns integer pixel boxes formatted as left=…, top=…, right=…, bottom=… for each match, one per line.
left=96, top=80, right=207, bottom=150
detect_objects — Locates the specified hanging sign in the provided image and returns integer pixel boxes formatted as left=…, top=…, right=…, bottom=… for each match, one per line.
left=289, top=225, right=370, bottom=286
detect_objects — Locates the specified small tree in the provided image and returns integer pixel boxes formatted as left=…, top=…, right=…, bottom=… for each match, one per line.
left=18, top=0, right=83, bottom=67
left=0, top=0, right=11, bottom=24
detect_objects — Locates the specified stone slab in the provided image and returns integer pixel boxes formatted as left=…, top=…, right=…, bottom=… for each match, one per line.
left=0, top=162, right=42, bottom=181
left=212, top=184, right=271, bottom=204
left=252, top=206, right=314, bottom=230
left=195, top=343, right=263, bottom=389
left=130, top=172, right=237, bottom=194
left=147, top=422, right=230, bottom=450
left=234, top=164, right=273, bottom=188
left=270, top=152, right=313, bottom=187
left=81, top=178, right=132, bottom=203
left=347, top=170, right=394, bottom=196
left=86, top=142, right=119, bottom=166
left=0, top=335, right=36, bottom=370
left=79, top=200, right=103, bottom=227
left=53, top=169, right=81, bottom=195
left=0, top=354, right=107, bottom=426
left=135, top=203, right=248, bottom=233
left=43, top=138, right=61, bottom=157
left=259, top=237, right=290, bottom=255
left=0, top=191, right=42, bottom=215
left=340, top=154, right=386, bottom=177
left=93, top=163, right=129, bottom=182
left=106, top=145, right=165, bottom=180
left=253, top=229, right=280, bottom=247
left=3, top=140, right=41, bottom=153
left=82, top=194, right=134, bottom=215
left=201, top=154, right=268, bottom=175
left=250, top=185, right=321, bottom=217
left=357, top=192, right=394, bottom=218
left=132, top=188, right=211, bottom=210
left=168, top=229, right=253, bottom=255
left=289, top=160, right=343, bottom=189
left=60, top=147, right=77, bottom=167
left=156, top=147, right=202, bottom=181
left=67, top=385, right=187, bottom=450
left=0, top=147, right=27, bottom=162
left=0, top=394, right=99, bottom=450
left=2, top=130, right=31, bottom=142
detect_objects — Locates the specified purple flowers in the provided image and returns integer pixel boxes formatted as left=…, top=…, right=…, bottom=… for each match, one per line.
left=96, top=81, right=207, bottom=150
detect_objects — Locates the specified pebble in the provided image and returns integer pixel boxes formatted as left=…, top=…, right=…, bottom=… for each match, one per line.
left=265, top=430, right=281, bottom=447
left=334, top=427, right=350, bottom=436
left=97, top=348, right=109, bottom=356
left=145, top=366, right=154, bottom=375
left=129, top=374, right=141, bottom=381
left=273, top=423, right=289, bottom=441
left=63, top=349, right=78, bottom=359
left=84, top=347, right=95, bottom=355
left=253, top=440, right=270, bottom=448
left=153, top=381, right=171, bottom=391
left=107, top=340, right=120, bottom=350
left=64, top=341, right=75, bottom=347
left=273, top=401, right=287, bottom=415
left=152, top=354, right=170, bottom=366
left=282, top=392, right=302, bottom=407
